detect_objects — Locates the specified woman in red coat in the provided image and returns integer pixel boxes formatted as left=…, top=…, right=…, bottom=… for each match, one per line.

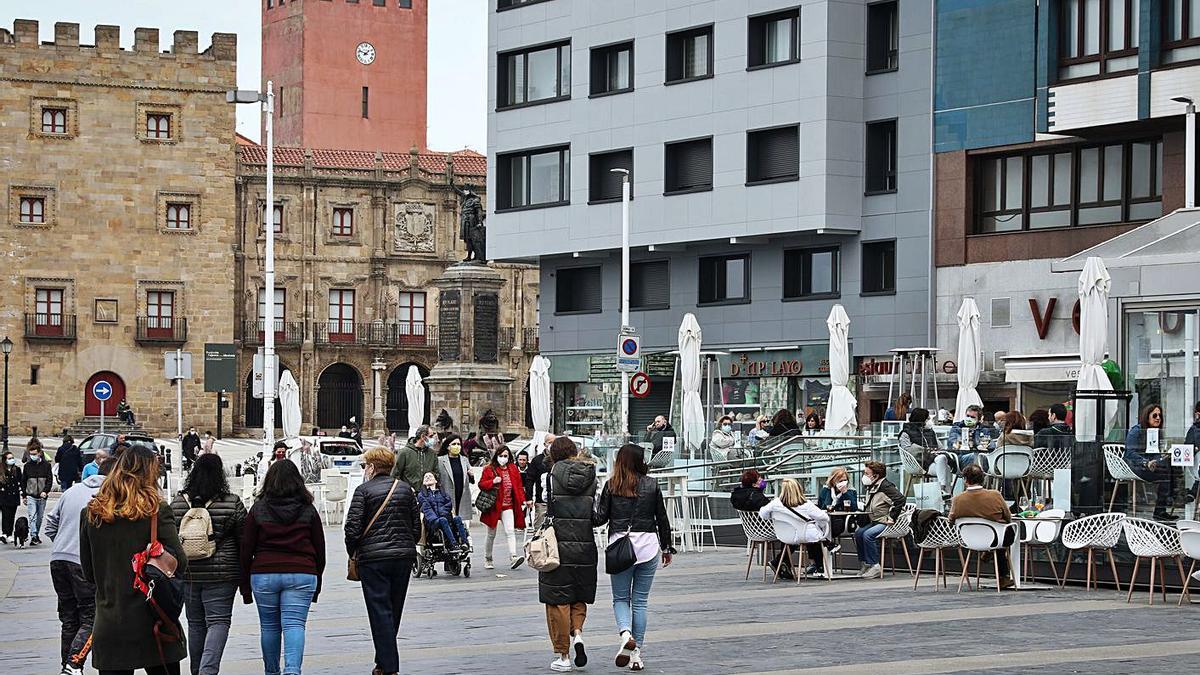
left=479, top=446, right=529, bottom=570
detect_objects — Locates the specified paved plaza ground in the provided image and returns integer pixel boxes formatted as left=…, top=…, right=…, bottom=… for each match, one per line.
left=3, top=511, right=1200, bottom=675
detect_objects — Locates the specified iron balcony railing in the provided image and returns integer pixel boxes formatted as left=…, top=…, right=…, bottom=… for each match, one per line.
left=313, top=321, right=437, bottom=348
left=24, top=313, right=76, bottom=341
left=523, top=327, right=539, bottom=352
left=135, top=316, right=188, bottom=344
left=241, top=320, right=306, bottom=346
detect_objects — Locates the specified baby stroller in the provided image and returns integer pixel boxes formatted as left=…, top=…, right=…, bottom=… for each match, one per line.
left=412, top=518, right=473, bottom=579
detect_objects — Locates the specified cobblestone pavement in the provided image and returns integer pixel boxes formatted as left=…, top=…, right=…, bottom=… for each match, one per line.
left=3, top=514, right=1200, bottom=674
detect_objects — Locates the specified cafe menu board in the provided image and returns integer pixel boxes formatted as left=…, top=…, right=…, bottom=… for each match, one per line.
left=1147, top=428, right=1160, bottom=453
left=438, top=290, right=461, bottom=361
left=473, top=292, right=499, bottom=363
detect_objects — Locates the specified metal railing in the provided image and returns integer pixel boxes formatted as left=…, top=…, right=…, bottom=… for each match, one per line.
left=240, top=320, right=306, bottom=346
left=312, top=321, right=437, bottom=348
left=523, top=327, right=539, bottom=352
left=135, top=316, right=188, bottom=344
left=498, top=327, right=514, bottom=353
left=24, top=313, right=76, bottom=341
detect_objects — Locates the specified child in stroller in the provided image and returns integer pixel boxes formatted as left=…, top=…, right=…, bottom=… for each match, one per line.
left=414, top=472, right=472, bottom=578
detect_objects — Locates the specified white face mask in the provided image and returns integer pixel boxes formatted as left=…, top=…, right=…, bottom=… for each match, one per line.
left=721, top=424, right=732, bottom=433
left=862, top=475, right=875, bottom=486
left=497, top=456, right=509, bottom=466
left=835, top=480, right=849, bottom=491
left=5, top=458, right=14, bottom=466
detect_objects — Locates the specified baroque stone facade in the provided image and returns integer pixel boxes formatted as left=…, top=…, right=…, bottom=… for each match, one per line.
left=0, top=20, right=237, bottom=436
left=234, top=145, right=539, bottom=436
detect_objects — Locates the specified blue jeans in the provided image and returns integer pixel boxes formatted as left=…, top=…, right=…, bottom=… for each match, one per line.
left=26, top=495, right=46, bottom=539
left=854, top=523, right=887, bottom=566
left=251, top=573, right=317, bottom=675
left=427, top=516, right=468, bottom=546
left=610, top=556, right=658, bottom=647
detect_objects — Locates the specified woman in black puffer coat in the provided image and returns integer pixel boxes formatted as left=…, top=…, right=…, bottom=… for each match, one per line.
left=170, top=453, right=246, bottom=675
left=539, top=436, right=598, bottom=672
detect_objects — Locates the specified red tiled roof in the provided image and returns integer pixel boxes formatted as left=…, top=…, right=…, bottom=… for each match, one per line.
left=235, top=133, right=257, bottom=146
left=238, top=144, right=486, bottom=177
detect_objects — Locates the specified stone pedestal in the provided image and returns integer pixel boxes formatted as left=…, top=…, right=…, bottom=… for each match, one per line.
left=426, top=264, right=514, bottom=434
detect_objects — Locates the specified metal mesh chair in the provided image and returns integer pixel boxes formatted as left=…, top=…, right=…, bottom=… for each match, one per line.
left=913, top=516, right=964, bottom=591
left=1030, top=446, right=1072, bottom=500
left=1122, top=517, right=1186, bottom=605
left=899, top=448, right=932, bottom=495
left=1061, top=512, right=1126, bottom=591
left=649, top=449, right=675, bottom=470
left=739, top=511, right=779, bottom=582
left=879, top=503, right=916, bottom=578
left=1103, top=443, right=1150, bottom=513
left=1020, top=509, right=1066, bottom=585
left=956, top=518, right=1019, bottom=593
left=1178, top=530, right=1200, bottom=606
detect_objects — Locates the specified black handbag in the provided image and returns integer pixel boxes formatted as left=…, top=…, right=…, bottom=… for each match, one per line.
left=604, top=490, right=637, bottom=575
left=474, top=486, right=498, bottom=513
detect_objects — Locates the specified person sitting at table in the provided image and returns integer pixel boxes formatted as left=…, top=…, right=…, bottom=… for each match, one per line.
left=802, top=413, right=823, bottom=436
left=949, top=405, right=991, bottom=469
left=758, top=479, right=831, bottom=579
left=730, top=470, right=769, bottom=512
left=854, top=461, right=906, bottom=579
left=767, top=408, right=799, bottom=437
left=1124, top=403, right=1175, bottom=521
left=816, top=467, right=858, bottom=560
left=899, top=407, right=955, bottom=497
left=747, top=416, right=771, bottom=449
left=949, top=463, right=1015, bottom=590
left=884, top=393, right=911, bottom=422
left=710, top=416, right=737, bottom=454
left=1033, top=403, right=1074, bottom=451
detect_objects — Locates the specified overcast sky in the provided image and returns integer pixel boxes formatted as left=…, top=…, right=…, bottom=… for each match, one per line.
left=9, top=0, right=487, bottom=151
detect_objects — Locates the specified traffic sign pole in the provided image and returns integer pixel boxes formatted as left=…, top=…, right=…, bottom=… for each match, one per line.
left=93, top=380, right=113, bottom=435
left=100, top=400, right=104, bottom=434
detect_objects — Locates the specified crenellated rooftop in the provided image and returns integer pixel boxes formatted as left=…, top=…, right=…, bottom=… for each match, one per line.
left=0, top=19, right=236, bottom=61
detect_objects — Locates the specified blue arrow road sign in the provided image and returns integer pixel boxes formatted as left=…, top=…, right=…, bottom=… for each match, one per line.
left=92, top=380, right=113, bottom=401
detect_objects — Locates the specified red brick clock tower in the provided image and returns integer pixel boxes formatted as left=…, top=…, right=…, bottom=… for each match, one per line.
left=261, top=0, right=428, bottom=152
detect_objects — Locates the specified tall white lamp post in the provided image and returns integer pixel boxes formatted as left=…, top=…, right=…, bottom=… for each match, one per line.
left=610, top=168, right=631, bottom=438
left=1173, top=95, right=1196, bottom=208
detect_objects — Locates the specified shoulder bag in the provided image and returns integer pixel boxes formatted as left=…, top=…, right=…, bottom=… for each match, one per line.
left=347, top=480, right=398, bottom=581
left=604, top=488, right=637, bottom=575
left=131, top=511, right=184, bottom=668
left=525, top=472, right=560, bottom=571
left=473, top=468, right=500, bottom=513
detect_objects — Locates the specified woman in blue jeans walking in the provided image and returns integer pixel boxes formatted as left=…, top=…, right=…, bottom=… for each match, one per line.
left=594, top=444, right=675, bottom=672
left=853, top=460, right=906, bottom=579
left=240, top=460, right=326, bottom=675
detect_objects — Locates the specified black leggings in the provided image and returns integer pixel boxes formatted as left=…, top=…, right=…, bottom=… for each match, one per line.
left=0, top=504, right=15, bottom=536
left=99, top=664, right=180, bottom=675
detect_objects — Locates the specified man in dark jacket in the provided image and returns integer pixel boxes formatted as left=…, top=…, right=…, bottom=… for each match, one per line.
left=392, top=424, right=439, bottom=487
left=855, top=460, right=907, bottom=579
left=22, top=444, right=53, bottom=545
left=181, top=427, right=201, bottom=469
left=1185, top=401, right=1200, bottom=501
left=641, top=416, right=677, bottom=453
left=54, top=435, right=84, bottom=492
left=1034, top=403, right=1074, bottom=451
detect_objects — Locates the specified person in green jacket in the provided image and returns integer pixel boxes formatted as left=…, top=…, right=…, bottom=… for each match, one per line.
left=392, top=424, right=439, bottom=488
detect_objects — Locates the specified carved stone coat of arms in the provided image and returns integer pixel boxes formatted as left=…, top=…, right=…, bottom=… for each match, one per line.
left=393, top=202, right=436, bottom=253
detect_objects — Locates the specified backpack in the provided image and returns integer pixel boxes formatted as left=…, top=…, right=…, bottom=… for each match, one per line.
left=178, top=493, right=217, bottom=560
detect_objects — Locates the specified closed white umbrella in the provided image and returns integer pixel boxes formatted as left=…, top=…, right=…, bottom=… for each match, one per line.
left=1075, top=256, right=1113, bottom=441
left=954, top=298, right=984, bottom=421
left=678, top=313, right=704, bottom=457
left=824, top=305, right=857, bottom=435
left=405, top=365, right=425, bottom=439
left=529, top=355, right=552, bottom=454
left=278, top=370, right=301, bottom=440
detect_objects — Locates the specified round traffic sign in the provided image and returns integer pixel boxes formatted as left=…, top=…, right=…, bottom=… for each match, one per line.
left=92, top=380, right=113, bottom=401
left=629, top=372, right=651, bottom=398
left=621, top=338, right=639, bottom=356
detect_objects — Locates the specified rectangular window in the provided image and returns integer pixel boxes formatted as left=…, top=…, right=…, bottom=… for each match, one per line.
left=1059, top=0, right=1140, bottom=78
left=867, top=1, right=900, bottom=73
left=397, top=291, right=426, bottom=342
left=146, top=113, right=172, bottom=140
left=865, top=120, right=898, bottom=194
left=588, top=149, right=633, bottom=203
left=748, top=8, right=800, bottom=68
left=19, top=196, right=45, bottom=224
left=590, top=41, right=634, bottom=96
left=498, top=41, right=571, bottom=108
left=783, top=247, right=839, bottom=299
left=699, top=254, right=750, bottom=305
left=664, top=138, right=713, bottom=194
left=328, top=289, right=355, bottom=341
left=974, top=139, right=1162, bottom=233
left=1165, top=0, right=1200, bottom=48
left=746, top=125, right=800, bottom=184
left=497, top=145, right=570, bottom=210
left=41, top=108, right=67, bottom=134
left=399, top=0, right=412, bottom=7
left=555, top=266, right=602, bottom=314
left=333, top=207, right=354, bottom=236
left=861, top=240, right=896, bottom=294
left=30, top=365, right=38, bottom=385
left=257, top=288, right=286, bottom=339
left=269, top=203, right=283, bottom=234
left=146, top=290, right=175, bottom=338
left=165, top=203, right=191, bottom=230
left=630, top=260, right=670, bottom=310
left=373, top=0, right=385, bottom=5
left=362, top=86, right=369, bottom=118
left=34, top=288, right=64, bottom=336
left=666, top=26, right=713, bottom=83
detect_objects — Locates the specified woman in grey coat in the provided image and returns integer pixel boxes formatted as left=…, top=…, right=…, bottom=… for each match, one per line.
left=437, top=435, right=475, bottom=522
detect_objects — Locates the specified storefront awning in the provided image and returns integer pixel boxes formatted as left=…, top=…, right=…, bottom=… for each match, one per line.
left=1001, top=353, right=1085, bottom=383
left=1052, top=208, right=1200, bottom=272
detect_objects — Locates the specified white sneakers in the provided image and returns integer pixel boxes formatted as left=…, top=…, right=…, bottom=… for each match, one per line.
left=511, top=555, right=526, bottom=570
left=571, top=631, right=587, bottom=667
left=615, top=631, right=637, bottom=668
left=60, top=666, right=83, bottom=675
left=629, top=648, right=644, bottom=671
left=860, top=564, right=882, bottom=579
left=550, top=655, right=574, bottom=672
left=484, top=558, right=495, bottom=570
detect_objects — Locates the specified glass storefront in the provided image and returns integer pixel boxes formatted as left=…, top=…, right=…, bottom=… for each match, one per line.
left=1124, top=307, right=1200, bottom=439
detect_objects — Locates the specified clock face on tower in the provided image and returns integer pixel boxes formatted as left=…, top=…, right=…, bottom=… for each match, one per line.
left=356, top=42, right=376, bottom=65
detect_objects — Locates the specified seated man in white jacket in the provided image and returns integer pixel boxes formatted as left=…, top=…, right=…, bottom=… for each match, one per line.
left=759, top=478, right=832, bottom=578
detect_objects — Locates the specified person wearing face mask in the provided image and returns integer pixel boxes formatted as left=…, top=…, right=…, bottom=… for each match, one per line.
left=747, top=416, right=771, bottom=450
left=516, top=450, right=536, bottom=517
left=816, top=467, right=859, bottom=563
left=899, top=408, right=956, bottom=497
left=478, top=446, right=529, bottom=570
left=949, top=405, right=989, bottom=469
left=854, top=460, right=906, bottom=579
left=710, top=416, right=737, bottom=454
left=392, top=424, right=440, bottom=490
left=22, top=440, right=53, bottom=546
left=730, top=470, right=770, bottom=512
left=416, top=471, right=468, bottom=550
left=436, top=434, right=475, bottom=526
left=0, top=451, right=21, bottom=544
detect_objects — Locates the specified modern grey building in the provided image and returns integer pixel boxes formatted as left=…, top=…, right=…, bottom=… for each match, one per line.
left=488, top=0, right=934, bottom=431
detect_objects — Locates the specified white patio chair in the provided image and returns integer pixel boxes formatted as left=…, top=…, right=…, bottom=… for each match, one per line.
left=685, top=494, right=717, bottom=551
left=878, top=503, right=916, bottom=578
left=648, top=449, right=675, bottom=470
left=1102, top=443, right=1150, bottom=514
left=1020, top=508, right=1066, bottom=585
left=1030, top=446, right=1072, bottom=500
left=912, top=516, right=964, bottom=591
left=898, top=448, right=932, bottom=495
left=956, top=517, right=1019, bottom=593
left=739, top=511, right=779, bottom=582
left=985, top=447, right=1034, bottom=500
left=1061, top=512, right=1125, bottom=591
left=1178, top=529, right=1200, bottom=606
left=1175, top=519, right=1200, bottom=532
left=1122, top=517, right=1185, bottom=605
left=321, top=474, right=349, bottom=525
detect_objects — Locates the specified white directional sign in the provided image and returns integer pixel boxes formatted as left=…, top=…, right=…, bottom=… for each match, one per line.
left=92, top=380, right=113, bottom=401
left=164, top=351, right=193, bottom=380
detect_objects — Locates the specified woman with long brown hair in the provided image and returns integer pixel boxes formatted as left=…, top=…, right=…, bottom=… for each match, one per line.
left=80, top=443, right=188, bottom=675
left=594, top=444, right=674, bottom=672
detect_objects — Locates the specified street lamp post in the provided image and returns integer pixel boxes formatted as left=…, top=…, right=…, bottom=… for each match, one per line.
left=610, top=168, right=631, bottom=438
left=1, top=336, right=11, bottom=452
left=228, top=83, right=277, bottom=453
left=1173, top=96, right=1196, bottom=209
